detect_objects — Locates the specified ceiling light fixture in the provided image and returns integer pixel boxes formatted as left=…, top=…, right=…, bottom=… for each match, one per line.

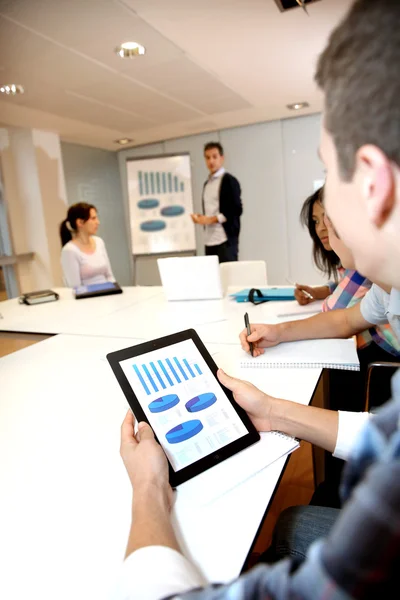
left=115, top=41, right=146, bottom=59
left=0, top=84, right=24, bottom=95
left=286, top=102, right=309, bottom=110
left=114, top=138, right=133, bottom=145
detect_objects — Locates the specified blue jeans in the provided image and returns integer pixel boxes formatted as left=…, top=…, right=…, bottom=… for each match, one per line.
left=259, top=505, right=340, bottom=563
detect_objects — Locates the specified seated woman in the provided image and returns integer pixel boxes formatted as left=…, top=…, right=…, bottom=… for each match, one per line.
left=294, top=186, right=341, bottom=305
left=60, top=203, right=115, bottom=288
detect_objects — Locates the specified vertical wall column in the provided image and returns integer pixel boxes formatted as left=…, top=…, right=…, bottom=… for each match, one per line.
left=0, top=127, right=68, bottom=292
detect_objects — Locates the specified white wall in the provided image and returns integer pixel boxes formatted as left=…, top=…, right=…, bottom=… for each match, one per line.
left=118, top=113, right=327, bottom=286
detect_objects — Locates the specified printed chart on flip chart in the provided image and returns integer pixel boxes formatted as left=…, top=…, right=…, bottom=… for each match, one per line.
left=120, top=339, right=247, bottom=471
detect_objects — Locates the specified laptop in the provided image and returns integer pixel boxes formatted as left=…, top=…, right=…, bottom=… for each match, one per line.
left=73, top=281, right=123, bottom=299
left=157, top=256, right=223, bottom=301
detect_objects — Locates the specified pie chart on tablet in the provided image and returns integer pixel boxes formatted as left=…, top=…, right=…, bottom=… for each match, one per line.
left=148, top=394, right=180, bottom=413
left=165, top=420, right=203, bottom=444
left=185, top=393, right=217, bottom=413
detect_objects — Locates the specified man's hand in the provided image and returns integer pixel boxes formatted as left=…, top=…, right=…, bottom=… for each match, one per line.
left=239, top=322, right=282, bottom=356
left=120, top=410, right=173, bottom=508
left=217, top=369, right=276, bottom=432
left=190, top=213, right=218, bottom=225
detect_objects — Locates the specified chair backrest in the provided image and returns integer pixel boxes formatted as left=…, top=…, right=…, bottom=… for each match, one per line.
left=219, top=260, right=268, bottom=292
left=364, top=361, right=400, bottom=411
left=157, top=255, right=223, bottom=301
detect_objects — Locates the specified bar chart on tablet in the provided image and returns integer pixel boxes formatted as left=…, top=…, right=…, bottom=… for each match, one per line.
left=133, top=354, right=203, bottom=396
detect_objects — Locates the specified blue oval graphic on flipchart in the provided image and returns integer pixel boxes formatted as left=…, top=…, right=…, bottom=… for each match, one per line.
left=140, top=220, right=166, bottom=232
left=137, top=198, right=160, bottom=209
left=160, top=205, right=185, bottom=217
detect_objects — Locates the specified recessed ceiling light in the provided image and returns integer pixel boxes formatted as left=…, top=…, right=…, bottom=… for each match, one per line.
left=114, top=138, right=133, bottom=145
left=115, top=41, right=146, bottom=59
left=286, top=102, right=309, bottom=110
left=0, top=84, right=24, bottom=95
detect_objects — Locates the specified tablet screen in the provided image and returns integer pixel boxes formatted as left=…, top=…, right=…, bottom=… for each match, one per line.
left=74, top=282, right=117, bottom=294
left=119, top=338, right=249, bottom=472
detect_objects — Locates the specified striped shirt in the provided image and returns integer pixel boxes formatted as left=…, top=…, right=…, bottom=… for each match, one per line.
left=322, top=269, right=400, bottom=356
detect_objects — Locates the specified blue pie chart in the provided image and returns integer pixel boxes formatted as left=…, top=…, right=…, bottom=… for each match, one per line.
left=140, top=220, right=166, bottom=232
left=138, top=198, right=159, bottom=210
left=160, top=205, right=185, bottom=217
left=148, top=394, right=180, bottom=413
left=165, top=420, right=203, bottom=444
left=185, top=393, right=217, bottom=413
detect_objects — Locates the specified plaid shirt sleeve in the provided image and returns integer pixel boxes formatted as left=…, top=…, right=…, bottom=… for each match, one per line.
left=166, top=374, right=400, bottom=600
left=322, top=271, right=400, bottom=356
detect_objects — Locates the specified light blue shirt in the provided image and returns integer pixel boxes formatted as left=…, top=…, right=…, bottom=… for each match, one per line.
left=360, top=284, right=400, bottom=343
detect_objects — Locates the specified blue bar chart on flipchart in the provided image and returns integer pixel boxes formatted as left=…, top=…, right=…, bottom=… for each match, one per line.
left=133, top=355, right=203, bottom=396
left=126, top=154, right=196, bottom=255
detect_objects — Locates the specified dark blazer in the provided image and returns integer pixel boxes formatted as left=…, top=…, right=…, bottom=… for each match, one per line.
left=202, top=172, right=243, bottom=242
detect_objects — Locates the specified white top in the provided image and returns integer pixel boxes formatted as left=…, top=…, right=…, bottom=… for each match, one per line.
left=203, top=167, right=227, bottom=247
left=333, top=410, right=371, bottom=460
left=109, top=408, right=372, bottom=600
left=360, top=284, right=400, bottom=342
left=60, top=236, right=115, bottom=288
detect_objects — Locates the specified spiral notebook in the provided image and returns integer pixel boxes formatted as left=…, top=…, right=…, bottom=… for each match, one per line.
left=176, top=430, right=299, bottom=507
left=240, top=338, right=360, bottom=371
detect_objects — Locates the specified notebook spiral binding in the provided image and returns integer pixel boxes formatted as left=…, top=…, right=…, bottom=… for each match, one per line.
left=240, top=361, right=359, bottom=371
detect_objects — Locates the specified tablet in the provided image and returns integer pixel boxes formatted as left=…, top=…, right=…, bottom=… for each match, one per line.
left=107, top=329, right=260, bottom=487
left=74, top=281, right=122, bottom=299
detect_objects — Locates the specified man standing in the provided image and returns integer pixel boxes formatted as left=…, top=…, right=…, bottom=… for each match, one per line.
left=191, top=142, right=242, bottom=262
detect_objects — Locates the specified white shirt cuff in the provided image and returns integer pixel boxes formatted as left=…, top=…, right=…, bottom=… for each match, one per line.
left=109, top=546, right=207, bottom=600
left=217, top=213, right=227, bottom=224
left=333, top=411, right=371, bottom=461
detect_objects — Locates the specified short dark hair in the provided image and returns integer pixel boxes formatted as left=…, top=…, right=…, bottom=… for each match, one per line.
left=315, top=0, right=400, bottom=180
left=300, top=187, right=340, bottom=280
left=204, top=141, right=224, bottom=156
left=59, top=202, right=96, bottom=247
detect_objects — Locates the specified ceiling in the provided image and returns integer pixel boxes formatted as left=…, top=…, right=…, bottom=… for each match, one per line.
left=0, top=0, right=353, bottom=151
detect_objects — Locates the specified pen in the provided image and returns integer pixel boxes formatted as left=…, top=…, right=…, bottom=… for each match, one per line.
left=285, top=277, right=313, bottom=300
left=244, top=312, right=254, bottom=357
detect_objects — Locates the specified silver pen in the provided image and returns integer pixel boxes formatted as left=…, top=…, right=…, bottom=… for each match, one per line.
left=285, top=278, right=313, bottom=300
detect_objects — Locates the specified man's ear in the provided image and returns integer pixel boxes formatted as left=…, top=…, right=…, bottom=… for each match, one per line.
left=356, top=144, right=395, bottom=228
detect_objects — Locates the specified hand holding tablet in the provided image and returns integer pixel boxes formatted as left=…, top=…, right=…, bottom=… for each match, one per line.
left=107, top=329, right=260, bottom=487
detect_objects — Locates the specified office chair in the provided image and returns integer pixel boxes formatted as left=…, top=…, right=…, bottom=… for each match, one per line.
left=219, top=260, right=268, bottom=292
left=364, top=361, right=400, bottom=411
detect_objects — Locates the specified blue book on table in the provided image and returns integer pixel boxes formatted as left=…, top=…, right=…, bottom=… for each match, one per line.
left=230, top=287, right=295, bottom=303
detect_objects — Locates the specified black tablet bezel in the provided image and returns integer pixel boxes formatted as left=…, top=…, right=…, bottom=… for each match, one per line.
left=74, top=282, right=123, bottom=299
left=106, top=328, right=260, bottom=487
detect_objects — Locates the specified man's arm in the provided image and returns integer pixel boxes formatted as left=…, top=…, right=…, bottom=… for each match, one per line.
left=229, top=175, right=243, bottom=216
left=279, top=302, right=373, bottom=342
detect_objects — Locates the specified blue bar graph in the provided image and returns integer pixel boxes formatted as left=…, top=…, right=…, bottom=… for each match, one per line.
left=166, top=358, right=181, bottom=383
left=150, top=361, right=166, bottom=390
left=142, top=364, right=158, bottom=393
left=138, top=171, right=143, bottom=195
left=174, top=357, right=188, bottom=381
left=133, top=364, right=150, bottom=396
left=183, top=359, right=195, bottom=378
left=138, top=170, right=185, bottom=196
left=133, top=357, right=202, bottom=396
left=158, top=360, right=174, bottom=386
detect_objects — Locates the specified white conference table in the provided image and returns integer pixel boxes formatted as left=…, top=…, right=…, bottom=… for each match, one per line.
left=0, top=287, right=322, bottom=600
left=0, top=285, right=321, bottom=342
